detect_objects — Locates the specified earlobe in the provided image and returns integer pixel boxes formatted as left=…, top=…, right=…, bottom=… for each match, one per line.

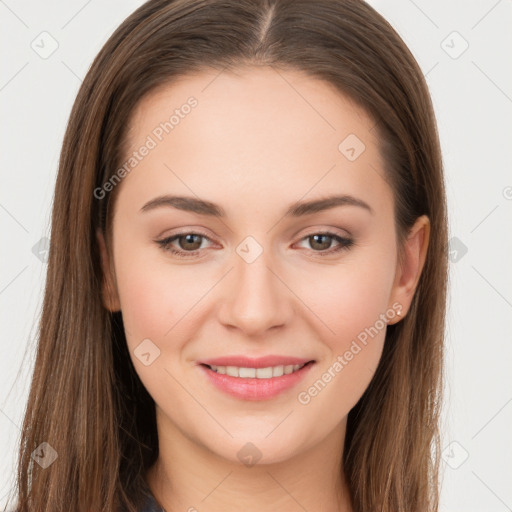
left=388, top=215, right=430, bottom=323
left=96, top=228, right=121, bottom=312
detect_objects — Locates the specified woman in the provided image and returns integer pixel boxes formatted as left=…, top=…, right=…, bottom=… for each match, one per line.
left=10, top=0, right=448, bottom=511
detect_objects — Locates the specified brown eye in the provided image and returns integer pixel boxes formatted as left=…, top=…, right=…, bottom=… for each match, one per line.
left=156, top=232, right=213, bottom=258
left=297, top=232, right=354, bottom=256
left=308, top=234, right=334, bottom=251
left=176, top=234, right=203, bottom=251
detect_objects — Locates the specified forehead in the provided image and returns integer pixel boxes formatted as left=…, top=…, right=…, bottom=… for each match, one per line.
left=128, top=65, right=376, bottom=149
left=118, top=66, right=392, bottom=219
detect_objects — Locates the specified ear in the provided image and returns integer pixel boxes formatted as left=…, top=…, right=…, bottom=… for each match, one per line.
left=387, top=215, right=430, bottom=324
left=96, top=228, right=121, bottom=312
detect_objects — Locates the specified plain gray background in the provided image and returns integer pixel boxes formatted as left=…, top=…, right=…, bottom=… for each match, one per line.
left=1, top=1, right=511, bottom=510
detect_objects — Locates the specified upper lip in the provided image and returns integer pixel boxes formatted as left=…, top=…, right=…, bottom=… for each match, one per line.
left=198, top=355, right=315, bottom=368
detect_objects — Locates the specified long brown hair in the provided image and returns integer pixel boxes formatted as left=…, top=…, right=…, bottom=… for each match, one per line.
left=7, top=1, right=448, bottom=511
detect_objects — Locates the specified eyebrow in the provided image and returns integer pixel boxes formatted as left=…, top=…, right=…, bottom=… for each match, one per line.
left=139, top=194, right=374, bottom=217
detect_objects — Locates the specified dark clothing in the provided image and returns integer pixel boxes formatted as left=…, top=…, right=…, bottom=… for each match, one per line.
left=139, top=491, right=165, bottom=512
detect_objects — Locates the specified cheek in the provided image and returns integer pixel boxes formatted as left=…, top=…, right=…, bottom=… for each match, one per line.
left=294, top=292, right=389, bottom=420
left=112, top=239, right=205, bottom=346
left=294, top=249, right=396, bottom=346
left=291, top=249, right=395, bottom=408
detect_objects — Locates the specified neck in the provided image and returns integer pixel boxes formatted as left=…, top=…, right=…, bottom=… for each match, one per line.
left=146, top=410, right=353, bottom=512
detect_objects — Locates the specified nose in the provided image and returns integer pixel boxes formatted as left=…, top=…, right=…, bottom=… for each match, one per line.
left=217, top=247, right=293, bottom=337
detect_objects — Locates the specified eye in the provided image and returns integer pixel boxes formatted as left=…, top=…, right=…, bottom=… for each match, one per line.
left=155, top=232, right=214, bottom=258
left=296, top=232, right=354, bottom=256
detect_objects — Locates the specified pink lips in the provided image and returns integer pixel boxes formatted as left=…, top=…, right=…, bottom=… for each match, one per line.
left=197, top=355, right=315, bottom=401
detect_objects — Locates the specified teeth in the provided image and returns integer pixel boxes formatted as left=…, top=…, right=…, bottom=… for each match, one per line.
left=209, top=363, right=305, bottom=378
left=239, top=367, right=256, bottom=378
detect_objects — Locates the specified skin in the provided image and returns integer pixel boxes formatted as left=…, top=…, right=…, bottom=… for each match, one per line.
left=97, top=66, right=429, bottom=512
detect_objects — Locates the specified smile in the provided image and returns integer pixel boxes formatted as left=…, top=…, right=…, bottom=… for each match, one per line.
left=198, top=361, right=315, bottom=400
left=205, top=363, right=307, bottom=378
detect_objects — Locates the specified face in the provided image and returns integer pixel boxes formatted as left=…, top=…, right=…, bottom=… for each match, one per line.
left=98, top=66, right=428, bottom=465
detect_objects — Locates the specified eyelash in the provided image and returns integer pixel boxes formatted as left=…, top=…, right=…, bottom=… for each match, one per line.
left=155, top=230, right=354, bottom=259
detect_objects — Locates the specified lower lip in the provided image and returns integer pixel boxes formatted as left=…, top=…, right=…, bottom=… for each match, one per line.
left=198, top=362, right=315, bottom=401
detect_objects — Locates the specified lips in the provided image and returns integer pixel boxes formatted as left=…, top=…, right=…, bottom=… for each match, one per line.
left=196, top=355, right=316, bottom=400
